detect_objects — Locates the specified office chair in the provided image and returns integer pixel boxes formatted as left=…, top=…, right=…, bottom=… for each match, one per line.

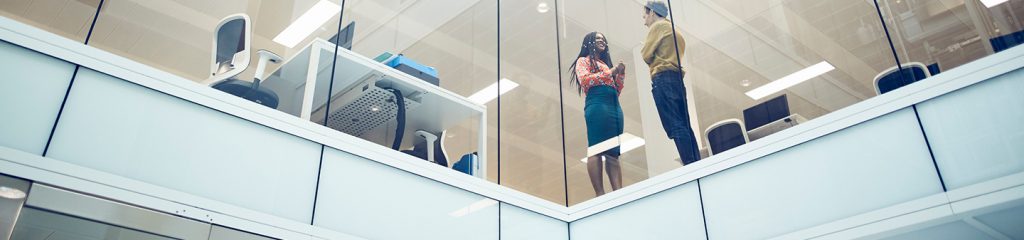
left=204, top=14, right=283, bottom=108
left=990, top=30, right=1024, bottom=53
left=452, top=152, right=478, bottom=176
left=401, top=130, right=450, bottom=167
left=705, top=119, right=750, bottom=156
left=873, top=62, right=931, bottom=95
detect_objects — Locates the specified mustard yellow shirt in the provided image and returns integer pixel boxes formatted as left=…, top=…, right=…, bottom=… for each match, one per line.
left=641, top=19, right=686, bottom=76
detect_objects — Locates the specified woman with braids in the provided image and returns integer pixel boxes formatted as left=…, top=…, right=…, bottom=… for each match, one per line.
left=569, top=32, right=626, bottom=196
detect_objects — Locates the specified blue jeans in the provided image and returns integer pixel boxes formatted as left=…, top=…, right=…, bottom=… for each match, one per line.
left=652, top=71, right=700, bottom=164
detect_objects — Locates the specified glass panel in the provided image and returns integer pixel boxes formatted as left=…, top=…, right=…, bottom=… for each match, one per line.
left=12, top=207, right=174, bottom=240
left=916, top=67, right=1024, bottom=189
left=313, top=147, right=499, bottom=240
left=879, top=0, right=1024, bottom=86
left=46, top=68, right=322, bottom=223
left=88, top=0, right=344, bottom=118
left=560, top=0, right=688, bottom=204
left=0, top=40, right=76, bottom=155
left=335, top=0, right=493, bottom=180
left=569, top=182, right=706, bottom=239
left=496, top=0, right=567, bottom=204
left=0, top=0, right=100, bottom=43
left=652, top=0, right=899, bottom=167
left=701, top=108, right=942, bottom=239
left=499, top=203, right=568, bottom=240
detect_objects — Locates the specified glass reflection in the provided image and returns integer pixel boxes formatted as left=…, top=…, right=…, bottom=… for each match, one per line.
left=567, top=32, right=626, bottom=196
left=12, top=207, right=174, bottom=240
left=559, top=0, right=662, bottom=203
left=89, top=0, right=342, bottom=85
left=879, top=0, right=1024, bottom=85
left=5, top=0, right=1020, bottom=208
left=664, top=0, right=898, bottom=165
left=498, top=0, right=568, bottom=204
left=641, top=1, right=701, bottom=166
left=341, top=0, right=492, bottom=181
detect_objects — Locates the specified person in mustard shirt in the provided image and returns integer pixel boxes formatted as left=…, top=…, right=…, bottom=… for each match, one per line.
left=641, top=1, right=701, bottom=165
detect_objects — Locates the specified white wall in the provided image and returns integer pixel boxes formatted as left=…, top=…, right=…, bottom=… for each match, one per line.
left=0, top=40, right=75, bottom=155
left=916, top=68, right=1024, bottom=189
left=45, top=68, right=322, bottom=223
left=570, top=182, right=707, bottom=239
left=501, top=203, right=569, bottom=240
left=313, top=147, right=499, bottom=240
left=700, top=108, right=943, bottom=239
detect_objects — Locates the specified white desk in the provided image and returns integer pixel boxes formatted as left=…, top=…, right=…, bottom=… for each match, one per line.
left=747, top=114, right=807, bottom=142
left=264, top=39, right=487, bottom=178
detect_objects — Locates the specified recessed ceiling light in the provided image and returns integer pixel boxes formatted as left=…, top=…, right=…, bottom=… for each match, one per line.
left=273, top=0, right=341, bottom=48
left=537, top=2, right=550, bottom=13
left=980, top=0, right=1008, bottom=8
left=467, top=78, right=519, bottom=105
left=0, top=186, right=26, bottom=199
left=581, top=133, right=646, bottom=162
left=740, top=79, right=751, bottom=87
left=745, top=61, right=834, bottom=100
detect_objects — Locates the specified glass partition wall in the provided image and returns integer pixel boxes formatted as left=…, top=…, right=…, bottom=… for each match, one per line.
left=497, top=0, right=568, bottom=204
left=89, top=0, right=344, bottom=87
left=558, top=0, right=663, bottom=205
left=879, top=0, right=1024, bottom=77
left=340, top=0, right=490, bottom=182
left=3, top=0, right=1021, bottom=206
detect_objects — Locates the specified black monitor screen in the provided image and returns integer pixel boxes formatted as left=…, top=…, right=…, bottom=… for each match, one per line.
left=743, top=95, right=790, bottom=130
left=328, top=21, right=355, bottom=50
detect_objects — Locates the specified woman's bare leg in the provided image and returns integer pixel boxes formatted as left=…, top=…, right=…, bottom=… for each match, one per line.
left=587, top=155, right=605, bottom=196
left=605, top=155, right=622, bottom=191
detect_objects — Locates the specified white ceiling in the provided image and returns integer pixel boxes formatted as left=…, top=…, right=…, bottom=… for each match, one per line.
left=2, top=0, right=1019, bottom=205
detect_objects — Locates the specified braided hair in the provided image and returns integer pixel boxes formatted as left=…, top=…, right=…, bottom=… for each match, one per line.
left=568, top=32, right=614, bottom=95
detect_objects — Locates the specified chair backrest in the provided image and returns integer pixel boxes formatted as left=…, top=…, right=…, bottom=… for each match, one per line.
left=205, top=14, right=251, bottom=85
left=705, top=119, right=749, bottom=155
left=452, top=152, right=478, bottom=176
left=401, top=130, right=450, bottom=167
left=874, top=62, right=931, bottom=95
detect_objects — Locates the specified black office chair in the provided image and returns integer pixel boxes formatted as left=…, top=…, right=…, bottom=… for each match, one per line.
left=874, top=62, right=931, bottom=95
left=990, top=30, right=1024, bottom=53
left=705, top=119, right=749, bottom=156
left=204, top=14, right=282, bottom=108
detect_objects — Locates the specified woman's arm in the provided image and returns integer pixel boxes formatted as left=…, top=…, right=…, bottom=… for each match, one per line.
left=614, top=67, right=626, bottom=93
left=576, top=57, right=614, bottom=83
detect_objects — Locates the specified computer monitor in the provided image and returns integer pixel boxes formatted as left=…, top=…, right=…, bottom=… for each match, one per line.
left=328, top=21, right=355, bottom=50
left=743, top=94, right=790, bottom=130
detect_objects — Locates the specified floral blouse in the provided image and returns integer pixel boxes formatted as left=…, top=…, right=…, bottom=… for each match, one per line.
left=576, top=57, right=625, bottom=95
